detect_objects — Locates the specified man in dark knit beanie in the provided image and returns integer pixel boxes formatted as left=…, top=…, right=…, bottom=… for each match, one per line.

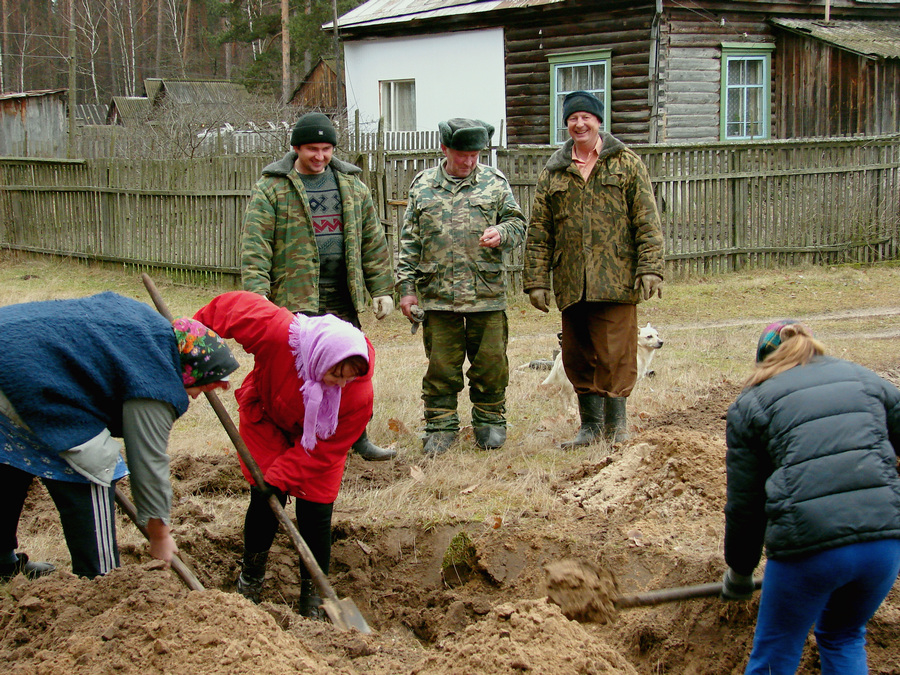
left=240, top=112, right=397, bottom=466
left=524, top=89, right=664, bottom=449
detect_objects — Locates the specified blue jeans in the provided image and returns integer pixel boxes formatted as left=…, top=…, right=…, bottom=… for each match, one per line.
left=746, top=539, right=900, bottom=675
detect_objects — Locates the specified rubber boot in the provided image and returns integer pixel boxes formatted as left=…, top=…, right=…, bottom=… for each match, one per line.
left=423, top=431, right=456, bottom=456
left=561, top=394, right=606, bottom=449
left=605, top=396, right=630, bottom=444
left=236, top=550, right=269, bottom=604
left=352, top=428, right=396, bottom=461
left=471, top=394, right=507, bottom=450
left=298, top=578, right=326, bottom=621
left=474, top=425, right=506, bottom=450
left=423, top=395, right=459, bottom=456
left=0, top=553, right=56, bottom=582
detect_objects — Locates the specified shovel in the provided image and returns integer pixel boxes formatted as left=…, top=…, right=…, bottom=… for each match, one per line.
left=544, top=559, right=762, bottom=623
left=141, top=274, right=372, bottom=634
left=114, top=486, right=205, bottom=592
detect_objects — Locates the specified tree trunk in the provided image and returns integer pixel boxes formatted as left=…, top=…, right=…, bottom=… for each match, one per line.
left=281, top=0, right=290, bottom=104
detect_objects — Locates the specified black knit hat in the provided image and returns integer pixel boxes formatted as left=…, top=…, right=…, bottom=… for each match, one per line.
left=438, top=118, right=494, bottom=151
left=563, top=91, right=604, bottom=124
left=291, top=112, right=337, bottom=147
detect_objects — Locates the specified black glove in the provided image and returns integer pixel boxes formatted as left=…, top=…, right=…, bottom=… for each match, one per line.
left=720, top=568, right=756, bottom=601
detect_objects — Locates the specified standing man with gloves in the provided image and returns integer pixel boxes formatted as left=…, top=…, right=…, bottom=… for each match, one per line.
left=524, top=90, right=664, bottom=448
left=242, top=112, right=396, bottom=461
left=397, top=118, right=526, bottom=455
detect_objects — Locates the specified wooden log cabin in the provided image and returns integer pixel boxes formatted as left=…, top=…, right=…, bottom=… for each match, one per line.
left=333, top=0, right=900, bottom=146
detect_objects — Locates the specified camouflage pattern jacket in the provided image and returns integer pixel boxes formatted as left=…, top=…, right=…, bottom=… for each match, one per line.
left=396, top=162, right=526, bottom=312
left=523, top=133, right=664, bottom=311
left=241, top=152, right=393, bottom=314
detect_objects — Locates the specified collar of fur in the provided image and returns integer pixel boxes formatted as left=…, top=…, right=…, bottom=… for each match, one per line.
left=261, top=151, right=361, bottom=177
left=544, top=132, right=626, bottom=172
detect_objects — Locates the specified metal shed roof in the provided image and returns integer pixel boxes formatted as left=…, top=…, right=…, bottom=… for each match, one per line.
left=770, top=19, right=900, bottom=60
left=328, top=0, right=564, bottom=30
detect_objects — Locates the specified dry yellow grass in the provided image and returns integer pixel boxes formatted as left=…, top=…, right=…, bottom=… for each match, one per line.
left=3, top=253, right=900, bottom=570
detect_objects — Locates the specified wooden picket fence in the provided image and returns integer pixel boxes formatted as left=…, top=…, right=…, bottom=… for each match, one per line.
left=1, top=135, right=899, bottom=287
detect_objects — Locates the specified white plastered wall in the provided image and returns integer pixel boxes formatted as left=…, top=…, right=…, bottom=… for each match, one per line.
left=343, top=28, right=507, bottom=144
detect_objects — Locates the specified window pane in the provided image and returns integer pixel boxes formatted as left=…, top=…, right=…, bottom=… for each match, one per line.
left=724, top=54, right=767, bottom=139
left=745, top=59, right=762, bottom=85
left=380, top=80, right=416, bottom=131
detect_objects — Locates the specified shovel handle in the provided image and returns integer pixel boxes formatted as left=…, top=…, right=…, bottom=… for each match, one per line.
left=616, top=577, right=763, bottom=608
left=114, top=486, right=205, bottom=592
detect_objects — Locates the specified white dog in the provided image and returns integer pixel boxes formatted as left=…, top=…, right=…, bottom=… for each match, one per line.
left=541, top=323, right=664, bottom=391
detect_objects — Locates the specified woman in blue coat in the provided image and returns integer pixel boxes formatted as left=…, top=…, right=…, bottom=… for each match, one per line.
left=723, top=320, right=900, bottom=674
left=0, top=292, right=238, bottom=579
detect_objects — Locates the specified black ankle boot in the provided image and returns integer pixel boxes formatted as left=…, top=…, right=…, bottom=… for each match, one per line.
left=236, top=550, right=269, bottom=604
left=0, top=553, right=56, bottom=582
left=298, top=578, right=325, bottom=621
left=561, top=394, right=606, bottom=449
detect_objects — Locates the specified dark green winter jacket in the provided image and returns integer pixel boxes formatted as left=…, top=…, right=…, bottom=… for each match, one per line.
left=523, top=133, right=664, bottom=310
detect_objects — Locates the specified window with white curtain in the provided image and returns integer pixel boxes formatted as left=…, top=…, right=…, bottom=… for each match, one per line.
left=380, top=80, right=416, bottom=131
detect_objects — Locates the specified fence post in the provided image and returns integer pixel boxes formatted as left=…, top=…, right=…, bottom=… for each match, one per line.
left=730, top=147, right=746, bottom=272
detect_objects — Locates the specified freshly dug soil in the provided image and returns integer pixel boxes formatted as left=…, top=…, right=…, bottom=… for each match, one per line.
left=4, top=381, right=900, bottom=674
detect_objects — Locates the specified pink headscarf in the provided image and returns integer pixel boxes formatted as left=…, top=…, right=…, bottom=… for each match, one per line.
left=287, top=313, right=369, bottom=451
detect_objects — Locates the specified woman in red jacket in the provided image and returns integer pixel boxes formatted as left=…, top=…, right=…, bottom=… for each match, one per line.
left=193, top=291, right=375, bottom=619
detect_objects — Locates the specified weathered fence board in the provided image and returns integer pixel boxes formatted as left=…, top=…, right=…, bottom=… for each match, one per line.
left=1, top=136, right=898, bottom=287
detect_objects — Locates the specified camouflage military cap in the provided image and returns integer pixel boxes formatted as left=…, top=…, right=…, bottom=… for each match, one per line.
left=439, top=118, right=494, bottom=151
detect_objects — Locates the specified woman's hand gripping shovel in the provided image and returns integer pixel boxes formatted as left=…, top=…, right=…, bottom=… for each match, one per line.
left=141, top=273, right=372, bottom=634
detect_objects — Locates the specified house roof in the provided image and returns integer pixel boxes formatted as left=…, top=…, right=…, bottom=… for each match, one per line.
left=770, top=19, right=900, bottom=59
left=329, top=0, right=563, bottom=30
left=107, top=96, right=151, bottom=125
left=75, top=103, right=109, bottom=125
left=0, top=89, right=67, bottom=101
left=143, top=78, right=252, bottom=106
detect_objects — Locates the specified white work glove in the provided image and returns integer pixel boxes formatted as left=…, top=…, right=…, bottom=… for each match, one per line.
left=373, top=295, right=394, bottom=320
left=528, top=289, right=552, bottom=313
left=635, top=274, right=663, bottom=301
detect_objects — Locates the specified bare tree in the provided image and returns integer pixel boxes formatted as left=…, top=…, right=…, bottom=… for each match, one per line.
left=72, top=0, right=105, bottom=104
left=105, top=0, right=150, bottom=96
left=163, top=0, right=187, bottom=78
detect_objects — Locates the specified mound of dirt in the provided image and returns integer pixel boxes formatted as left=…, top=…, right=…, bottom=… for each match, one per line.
left=4, top=381, right=900, bottom=675
left=1, top=563, right=338, bottom=675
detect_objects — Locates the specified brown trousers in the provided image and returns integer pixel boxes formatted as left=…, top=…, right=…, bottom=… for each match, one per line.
left=561, top=301, right=637, bottom=398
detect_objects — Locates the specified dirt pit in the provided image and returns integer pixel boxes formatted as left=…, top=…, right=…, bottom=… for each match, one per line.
left=4, top=382, right=900, bottom=674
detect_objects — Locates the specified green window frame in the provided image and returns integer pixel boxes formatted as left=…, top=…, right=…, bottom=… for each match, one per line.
left=549, top=50, right=611, bottom=145
left=720, top=43, right=774, bottom=140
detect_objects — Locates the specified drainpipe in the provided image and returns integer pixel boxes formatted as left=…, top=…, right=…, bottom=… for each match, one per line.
left=648, top=0, right=663, bottom=144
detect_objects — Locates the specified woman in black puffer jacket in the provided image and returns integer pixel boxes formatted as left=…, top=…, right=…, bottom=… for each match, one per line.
left=723, top=319, right=900, bottom=675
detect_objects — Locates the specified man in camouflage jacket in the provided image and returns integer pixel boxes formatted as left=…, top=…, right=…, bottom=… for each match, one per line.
left=241, top=112, right=396, bottom=462
left=397, top=118, right=526, bottom=455
left=524, top=91, right=664, bottom=448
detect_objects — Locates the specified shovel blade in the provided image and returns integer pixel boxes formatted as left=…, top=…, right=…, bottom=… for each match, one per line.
left=321, top=597, right=372, bottom=634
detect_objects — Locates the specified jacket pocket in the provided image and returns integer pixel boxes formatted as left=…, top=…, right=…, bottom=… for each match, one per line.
left=416, top=261, right=442, bottom=298
left=470, top=197, right=497, bottom=229
left=474, top=260, right=504, bottom=299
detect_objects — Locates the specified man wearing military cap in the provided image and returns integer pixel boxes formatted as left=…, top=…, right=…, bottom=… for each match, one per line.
left=397, top=118, right=526, bottom=455
left=524, top=90, right=664, bottom=448
left=241, top=111, right=396, bottom=461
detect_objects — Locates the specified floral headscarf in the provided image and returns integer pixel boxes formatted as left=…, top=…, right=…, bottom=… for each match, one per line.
left=755, top=319, right=802, bottom=363
left=288, top=313, right=369, bottom=451
left=172, top=317, right=239, bottom=387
